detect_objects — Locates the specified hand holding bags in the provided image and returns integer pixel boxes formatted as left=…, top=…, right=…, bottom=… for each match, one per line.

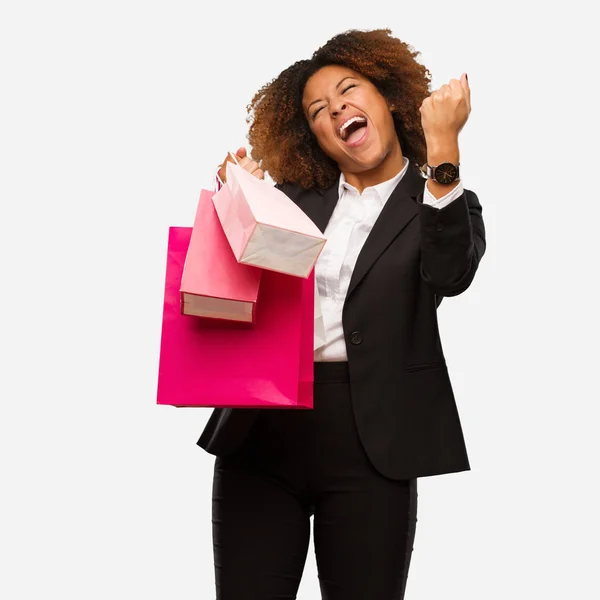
left=212, top=161, right=326, bottom=278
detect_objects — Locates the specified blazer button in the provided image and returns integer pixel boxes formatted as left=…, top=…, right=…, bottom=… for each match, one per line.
left=435, top=222, right=444, bottom=232
left=349, top=331, right=363, bottom=345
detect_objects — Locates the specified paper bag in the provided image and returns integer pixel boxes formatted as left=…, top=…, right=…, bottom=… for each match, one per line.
left=212, top=161, right=326, bottom=278
left=180, top=190, right=261, bottom=323
left=157, top=227, right=314, bottom=408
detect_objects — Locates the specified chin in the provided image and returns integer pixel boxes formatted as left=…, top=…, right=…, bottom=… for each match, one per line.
left=346, top=148, right=387, bottom=171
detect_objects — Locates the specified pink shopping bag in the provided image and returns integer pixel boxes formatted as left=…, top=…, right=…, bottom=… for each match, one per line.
left=157, top=227, right=314, bottom=408
left=180, top=189, right=261, bottom=323
left=212, top=162, right=326, bottom=278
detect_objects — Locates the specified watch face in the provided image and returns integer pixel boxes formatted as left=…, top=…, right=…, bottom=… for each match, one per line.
left=434, top=163, right=458, bottom=184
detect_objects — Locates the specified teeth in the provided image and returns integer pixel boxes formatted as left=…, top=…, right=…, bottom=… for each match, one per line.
left=339, top=116, right=367, bottom=140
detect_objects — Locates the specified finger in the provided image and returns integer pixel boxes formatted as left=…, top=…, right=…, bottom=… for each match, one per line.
left=447, top=77, right=469, bottom=112
left=434, top=84, right=451, bottom=97
left=246, top=160, right=260, bottom=174
left=460, top=73, right=471, bottom=110
left=242, top=160, right=261, bottom=177
left=237, top=156, right=252, bottom=169
left=219, top=161, right=263, bottom=183
left=432, top=89, right=449, bottom=102
left=218, top=147, right=246, bottom=182
left=448, top=79, right=462, bottom=93
left=227, top=147, right=247, bottom=166
left=449, top=78, right=466, bottom=104
left=237, top=155, right=259, bottom=171
left=220, top=151, right=241, bottom=170
left=460, top=72, right=470, bottom=92
left=217, top=161, right=227, bottom=183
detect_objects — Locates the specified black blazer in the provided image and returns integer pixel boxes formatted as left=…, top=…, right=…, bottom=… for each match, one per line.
left=197, top=161, right=486, bottom=480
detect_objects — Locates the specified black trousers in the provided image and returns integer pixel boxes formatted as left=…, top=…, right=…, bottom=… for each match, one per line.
left=211, top=362, right=418, bottom=600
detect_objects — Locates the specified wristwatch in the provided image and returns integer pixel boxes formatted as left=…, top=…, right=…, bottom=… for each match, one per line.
left=422, top=162, right=460, bottom=184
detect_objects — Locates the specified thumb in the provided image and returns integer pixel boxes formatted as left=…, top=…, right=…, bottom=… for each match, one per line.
left=460, top=73, right=471, bottom=110
left=235, top=146, right=247, bottom=161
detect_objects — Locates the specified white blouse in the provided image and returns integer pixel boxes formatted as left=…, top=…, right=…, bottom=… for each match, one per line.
left=314, top=156, right=464, bottom=362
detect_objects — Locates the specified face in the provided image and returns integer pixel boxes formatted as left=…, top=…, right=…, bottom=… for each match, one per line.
left=302, top=64, right=402, bottom=178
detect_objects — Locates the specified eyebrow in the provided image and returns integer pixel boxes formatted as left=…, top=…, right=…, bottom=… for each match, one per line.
left=306, top=76, right=357, bottom=111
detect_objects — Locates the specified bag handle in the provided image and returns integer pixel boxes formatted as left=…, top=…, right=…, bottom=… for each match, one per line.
left=215, top=152, right=241, bottom=190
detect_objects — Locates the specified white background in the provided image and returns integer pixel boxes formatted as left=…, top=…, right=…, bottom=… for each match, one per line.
left=1, top=1, right=599, bottom=598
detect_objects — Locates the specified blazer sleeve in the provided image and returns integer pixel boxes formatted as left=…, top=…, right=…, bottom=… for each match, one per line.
left=416, top=186, right=486, bottom=297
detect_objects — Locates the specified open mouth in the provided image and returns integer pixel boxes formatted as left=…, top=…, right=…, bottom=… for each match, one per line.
left=339, top=116, right=368, bottom=144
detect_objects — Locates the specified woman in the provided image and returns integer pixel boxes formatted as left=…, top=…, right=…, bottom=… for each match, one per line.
left=199, top=28, right=486, bottom=600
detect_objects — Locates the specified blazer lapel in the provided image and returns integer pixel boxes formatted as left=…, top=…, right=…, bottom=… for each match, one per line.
left=346, top=162, right=426, bottom=299
left=302, top=182, right=340, bottom=233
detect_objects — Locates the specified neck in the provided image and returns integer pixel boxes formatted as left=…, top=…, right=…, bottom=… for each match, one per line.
left=341, top=142, right=404, bottom=194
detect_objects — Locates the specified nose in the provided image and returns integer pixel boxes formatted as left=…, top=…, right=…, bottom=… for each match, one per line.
left=331, top=102, right=347, bottom=117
